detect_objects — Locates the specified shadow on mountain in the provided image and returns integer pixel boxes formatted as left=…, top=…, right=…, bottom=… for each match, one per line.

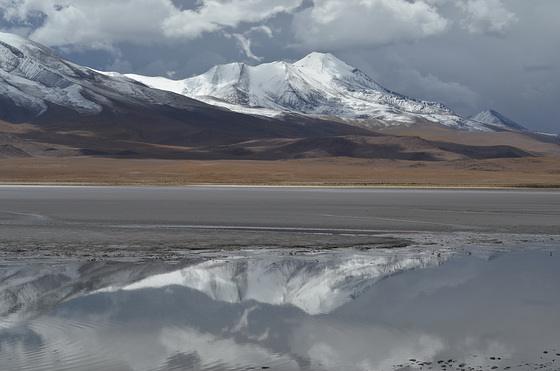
left=432, top=141, right=534, bottom=159
left=0, top=144, right=31, bottom=158
left=3, top=121, right=541, bottom=161
left=0, top=96, right=40, bottom=124
left=203, top=136, right=439, bottom=161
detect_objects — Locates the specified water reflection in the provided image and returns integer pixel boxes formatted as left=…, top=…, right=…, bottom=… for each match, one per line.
left=1, top=249, right=559, bottom=370
left=96, top=252, right=444, bottom=315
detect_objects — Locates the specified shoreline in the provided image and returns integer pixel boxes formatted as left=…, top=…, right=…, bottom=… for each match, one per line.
left=2, top=230, right=558, bottom=263
left=2, top=181, right=560, bottom=189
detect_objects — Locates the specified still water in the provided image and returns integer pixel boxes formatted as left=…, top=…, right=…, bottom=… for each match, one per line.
left=1, top=248, right=559, bottom=370
left=1, top=186, right=559, bottom=370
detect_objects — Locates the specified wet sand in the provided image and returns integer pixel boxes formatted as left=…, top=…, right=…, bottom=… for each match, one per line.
left=1, top=186, right=559, bottom=259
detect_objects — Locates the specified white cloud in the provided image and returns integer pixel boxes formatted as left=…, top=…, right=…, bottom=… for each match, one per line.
left=291, top=0, right=449, bottom=51
left=161, top=0, right=303, bottom=39
left=1, top=0, right=177, bottom=50
left=456, top=0, right=518, bottom=34
left=0, top=0, right=302, bottom=51
left=228, top=25, right=275, bottom=62
left=248, top=25, right=274, bottom=39
left=2, top=0, right=517, bottom=56
left=225, top=32, right=263, bottom=61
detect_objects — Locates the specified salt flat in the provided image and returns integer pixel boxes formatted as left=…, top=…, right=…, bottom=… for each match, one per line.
left=0, top=185, right=558, bottom=262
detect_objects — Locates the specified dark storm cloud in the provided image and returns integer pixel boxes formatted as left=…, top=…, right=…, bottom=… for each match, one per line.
left=0, top=0, right=558, bottom=133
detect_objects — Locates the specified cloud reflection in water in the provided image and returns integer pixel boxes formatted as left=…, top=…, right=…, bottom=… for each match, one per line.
left=1, top=249, right=559, bottom=370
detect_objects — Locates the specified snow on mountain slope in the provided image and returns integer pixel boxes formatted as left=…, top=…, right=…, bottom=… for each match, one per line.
left=0, top=33, right=102, bottom=116
left=0, top=32, right=207, bottom=123
left=115, top=52, right=490, bottom=131
left=469, top=109, right=527, bottom=131
left=98, top=252, right=446, bottom=315
left=102, top=69, right=285, bottom=118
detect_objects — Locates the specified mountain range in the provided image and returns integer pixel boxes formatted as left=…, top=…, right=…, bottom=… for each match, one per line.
left=107, top=53, right=536, bottom=133
left=107, top=52, right=489, bottom=131
left=0, top=31, right=557, bottom=162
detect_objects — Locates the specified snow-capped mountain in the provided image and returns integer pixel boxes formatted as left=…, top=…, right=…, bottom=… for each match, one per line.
left=0, top=32, right=370, bottom=153
left=114, top=52, right=489, bottom=131
left=0, top=32, right=211, bottom=122
left=469, top=109, right=527, bottom=131
left=2, top=31, right=553, bottom=161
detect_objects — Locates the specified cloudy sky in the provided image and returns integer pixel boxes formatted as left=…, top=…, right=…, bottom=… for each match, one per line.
left=1, top=0, right=558, bottom=133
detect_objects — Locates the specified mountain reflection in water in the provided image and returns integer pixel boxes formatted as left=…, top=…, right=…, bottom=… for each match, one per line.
left=1, top=248, right=559, bottom=370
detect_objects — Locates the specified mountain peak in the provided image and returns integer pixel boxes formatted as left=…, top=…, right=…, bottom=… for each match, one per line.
left=0, top=31, right=28, bottom=48
left=469, top=109, right=526, bottom=131
left=295, top=52, right=343, bottom=67
left=293, top=52, right=356, bottom=79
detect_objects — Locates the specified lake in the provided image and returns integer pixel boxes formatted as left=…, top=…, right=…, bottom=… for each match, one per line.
left=1, top=186, right=559, bottom=370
